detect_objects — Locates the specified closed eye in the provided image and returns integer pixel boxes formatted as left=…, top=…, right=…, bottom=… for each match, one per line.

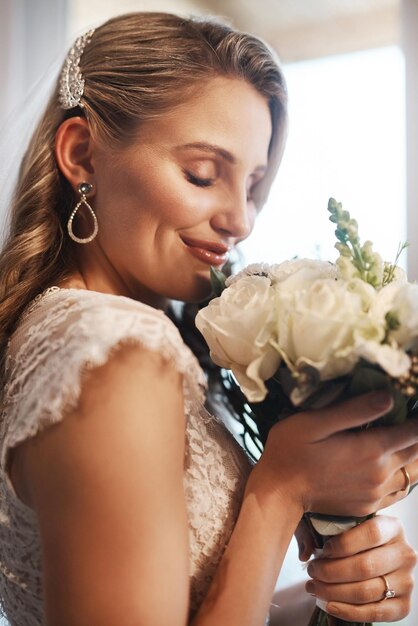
left=184, top=171, right=215, bottom=188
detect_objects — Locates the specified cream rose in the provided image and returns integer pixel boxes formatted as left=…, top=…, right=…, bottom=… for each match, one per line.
left=269, top=258, right=337, bottom=284
left=195, top=275, right=280, bottom=402
left=273, top=276, right=377, bottom=380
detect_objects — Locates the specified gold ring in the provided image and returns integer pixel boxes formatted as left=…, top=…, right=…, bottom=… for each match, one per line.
left=400, top=466, right=411, bottom=496
left=381, top=575, right=396, bottom=600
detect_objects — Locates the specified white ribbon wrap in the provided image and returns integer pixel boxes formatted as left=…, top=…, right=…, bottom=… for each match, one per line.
left=310, top=517, right=359, bottom=613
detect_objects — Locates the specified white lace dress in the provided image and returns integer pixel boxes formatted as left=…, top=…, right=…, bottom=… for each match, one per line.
left=0, top=288, right=252, bottom=626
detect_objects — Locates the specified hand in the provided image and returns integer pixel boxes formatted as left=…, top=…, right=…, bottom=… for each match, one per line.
left=399, top=458, right=418, bottom=493
left=256, top=390, right=418, bottom=516
left=295, top=517, right=316, bottom=562
left=305, top=515, right=417, bottom=622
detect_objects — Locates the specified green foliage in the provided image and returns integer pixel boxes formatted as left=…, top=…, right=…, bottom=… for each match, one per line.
left=209, top=266, right=227, bottom=296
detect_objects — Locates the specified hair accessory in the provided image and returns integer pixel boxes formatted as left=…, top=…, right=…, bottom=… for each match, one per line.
left=59, top=29, right=95, bottom=110
left=380, top=575, right=395, bottom=600
left=67, top=182, right=98, bottom=244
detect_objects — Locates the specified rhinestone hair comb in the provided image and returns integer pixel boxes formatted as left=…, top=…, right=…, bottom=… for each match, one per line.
left=59, top=29, right=95, bottom=110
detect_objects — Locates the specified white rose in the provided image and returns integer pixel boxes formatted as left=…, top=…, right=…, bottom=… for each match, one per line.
left=269, top=258, right=337, bottom=284
left=196, top=275, right=280, bottom=402
left=225, top=262, right=272, bottom=287
left=273, top=277, right=371, bottom=380
left=345, top=278, right=377, bottom=311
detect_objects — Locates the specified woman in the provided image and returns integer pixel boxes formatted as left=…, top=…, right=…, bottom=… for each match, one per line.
left=0, top=12, right=416, bottom=626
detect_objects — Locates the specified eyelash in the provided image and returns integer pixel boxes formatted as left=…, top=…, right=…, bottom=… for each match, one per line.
left=184, top=171, right=215, bottom=188
left=184, top=170, right=259, bottom=204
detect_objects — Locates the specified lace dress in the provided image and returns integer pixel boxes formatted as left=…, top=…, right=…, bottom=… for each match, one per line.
left=0, top=288, right=253, bottom=626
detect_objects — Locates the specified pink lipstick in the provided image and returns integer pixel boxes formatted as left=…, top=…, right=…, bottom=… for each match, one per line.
left=181, top=236, right=230, bottom=267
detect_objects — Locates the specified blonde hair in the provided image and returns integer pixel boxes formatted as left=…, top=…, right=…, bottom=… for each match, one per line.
left=0, top=11, right=288, bottom=378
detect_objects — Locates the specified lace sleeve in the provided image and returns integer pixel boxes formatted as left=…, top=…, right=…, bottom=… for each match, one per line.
left=1, top=289, right=206, bottom=479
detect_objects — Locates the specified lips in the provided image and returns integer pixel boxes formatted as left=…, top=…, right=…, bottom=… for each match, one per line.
left=181, top=236, right=230, bottom=266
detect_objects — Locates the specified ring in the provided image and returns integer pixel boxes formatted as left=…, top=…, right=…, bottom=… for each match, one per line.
left=400, top=466, right=411, bottom=496
left=381, top=575, right=396, bottom=600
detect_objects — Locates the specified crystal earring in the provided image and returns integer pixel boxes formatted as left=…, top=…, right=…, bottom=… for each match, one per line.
left=67, top=182, right=98, bottom=244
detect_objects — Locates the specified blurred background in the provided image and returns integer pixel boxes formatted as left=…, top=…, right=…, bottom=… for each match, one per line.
left=1, top=1, right=417, bottom=624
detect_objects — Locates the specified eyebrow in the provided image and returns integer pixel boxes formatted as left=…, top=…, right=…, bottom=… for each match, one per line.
left=175, top=142, right=268, bottom=173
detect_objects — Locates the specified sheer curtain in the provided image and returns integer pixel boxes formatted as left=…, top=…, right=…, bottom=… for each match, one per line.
left=0, top=0, right=68, bottom=237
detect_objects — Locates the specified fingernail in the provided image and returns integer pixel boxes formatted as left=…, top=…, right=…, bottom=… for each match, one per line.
left=307, top=562, right=315, bottom=577
left=305, top=581, right=315, bottom=594
left=327, top=603, right=340, bottom=615
left=322, top=541, right=333, bottom=557
left=369, top=390, right=391, bottom=410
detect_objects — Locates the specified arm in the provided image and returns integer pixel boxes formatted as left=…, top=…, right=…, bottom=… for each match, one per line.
left=13, top=345, right=190, bottom=626
left=12, top=357, right=418, bottom=626
left=14, top=342, right=303, bottom=626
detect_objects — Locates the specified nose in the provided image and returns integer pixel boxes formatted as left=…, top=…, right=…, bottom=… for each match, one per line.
left=210, top=187, right=255, bottom=242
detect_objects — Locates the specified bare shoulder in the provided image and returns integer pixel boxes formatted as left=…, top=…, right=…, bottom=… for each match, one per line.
left=14, top=342, right=185, bottom=508
left=12, top=343, right=190, bottom=625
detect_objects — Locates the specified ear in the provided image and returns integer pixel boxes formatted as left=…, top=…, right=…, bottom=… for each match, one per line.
left=55, top=117, right=96, bottom=196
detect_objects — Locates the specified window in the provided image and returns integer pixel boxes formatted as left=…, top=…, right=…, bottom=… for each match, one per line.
left=240, top=47, right=406, bottom=270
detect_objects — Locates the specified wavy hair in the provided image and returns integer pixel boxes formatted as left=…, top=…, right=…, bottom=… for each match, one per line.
left=0, top=11, right=288, bottom=385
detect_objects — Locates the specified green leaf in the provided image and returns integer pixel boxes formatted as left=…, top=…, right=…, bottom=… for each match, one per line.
left=347, top=361, right=408, bottom=425
left=210, top=266, right=227, bottom=296
left=348, top=361, right=390, bottom=395
left=299, top=379, right=348, bottom=409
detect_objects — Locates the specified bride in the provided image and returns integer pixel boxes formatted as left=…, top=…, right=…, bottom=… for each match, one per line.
left=0, top=12, right=416, bottom=626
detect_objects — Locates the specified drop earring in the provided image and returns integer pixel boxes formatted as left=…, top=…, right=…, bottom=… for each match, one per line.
left=67, top=182, right=98, bottom=244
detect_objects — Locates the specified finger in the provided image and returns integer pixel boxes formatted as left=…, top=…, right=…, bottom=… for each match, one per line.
left=308, top=542, right=414, bottom=584
left=393, top=446, right=418, bottom=476
left=322, top=516, right=401, bottom=559
left=306, top=569, right=414, bottom=605
left=295, top=518, right=315, bottom=561
left=382, top=464, right=413, bottom=502
left=380, top=460, right=417, bottom=509
left=324, top=597, right=410, bottom=623
left=309, top=391, right=393, bottom=439
left=371, top=417, right=418, bottom=455
left=404, top=457, right=418, bottom=486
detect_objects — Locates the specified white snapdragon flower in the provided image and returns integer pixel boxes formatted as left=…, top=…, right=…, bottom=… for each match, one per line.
left=336, top=256, right=361, bottom=281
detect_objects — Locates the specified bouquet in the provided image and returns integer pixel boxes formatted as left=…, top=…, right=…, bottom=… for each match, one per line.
left=195, top=198, right=418, bottom=626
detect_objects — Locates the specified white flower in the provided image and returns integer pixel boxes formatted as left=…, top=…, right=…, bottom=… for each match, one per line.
left=273, top=277, right=372, bottom=380
left=195, top=275, right=280, bottom=402
left=355, top=341, right=411, bottom=378
left=336, top=256, right=361, bottom=281
left=225, top=263, right=272, bottom=287
left=269, top=258, right=337, bottom=284
left=373, top=282, right=418, bottom=349
left=391, top=265, right=408, bottom=283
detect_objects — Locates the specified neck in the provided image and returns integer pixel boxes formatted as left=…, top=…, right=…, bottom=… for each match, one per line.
left=61, top=242, right=168, bottom=311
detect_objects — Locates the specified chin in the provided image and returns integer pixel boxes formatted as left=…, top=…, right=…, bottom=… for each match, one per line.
left=169, top=273, right=213, bottom=304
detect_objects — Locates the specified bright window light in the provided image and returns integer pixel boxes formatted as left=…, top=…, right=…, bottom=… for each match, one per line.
left=240, top=47, right=406, bottom=269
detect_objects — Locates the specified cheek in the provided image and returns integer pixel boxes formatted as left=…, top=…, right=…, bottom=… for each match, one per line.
left=127, top=176, right=214, bottom=229
left=97, top=157, right=214, bottom=232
